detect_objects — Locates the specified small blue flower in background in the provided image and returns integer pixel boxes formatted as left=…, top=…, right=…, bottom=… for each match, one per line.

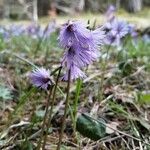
left=110, top=19, right=129, bottom=38
left=104, top=18, right=130, bottom=46
left=25, top=21, right=56, bottom=39
left=26, top=24, right=43, bottom=39
left=29, top=67, right=53, bottom=90
left=9, top=24, right=25, bottom=37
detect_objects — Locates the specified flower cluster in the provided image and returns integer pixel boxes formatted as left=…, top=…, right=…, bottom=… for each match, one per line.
left=104, top=6, right=138, bottom=46
left=105, top=19, right=129, bottom=46
left=58, top=21, right=105, bottom=80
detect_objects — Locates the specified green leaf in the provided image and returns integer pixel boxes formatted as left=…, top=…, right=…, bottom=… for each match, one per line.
left=76, top=114, right=106, bottom=141
left=0, top=85, right=12, bottom=101
left=139, top=94, right=150, bottom=104
left=20, top=139, right=33, bottom=150
left=118, top=61, right=133, bottom=76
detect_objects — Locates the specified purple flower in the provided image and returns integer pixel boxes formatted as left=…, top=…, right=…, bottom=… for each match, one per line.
left=61, top=44, right=98, bottom=68
left=58, top=20, right=91, bottom=48
left=106, top=5, right=116, bottom=15
left=43, top=20, right=56, bottom=39
left=104, top=19, right=129, bottom=46
left=59, top=21, right=104, bottom=53
left=110, top=19, right=128, bottom=38
left=26, top=24, right=43, bottom=38
left=29, top=68, right=53, bottom=90
left=111, top=19, right=129, bottom=38
left=105, top=5, right=116, bottom=22
left=59, top=20, right=105, bottom=80
left=62, top=64, right=86, bottom=81
left=9, top=25, right=25, bottom=36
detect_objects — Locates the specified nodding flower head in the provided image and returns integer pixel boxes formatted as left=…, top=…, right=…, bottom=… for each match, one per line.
left=29, top=67, right=53, bottom=90
left=58, top=20, right=91, bottom=48
left=59, top=20, right=105, bottom=81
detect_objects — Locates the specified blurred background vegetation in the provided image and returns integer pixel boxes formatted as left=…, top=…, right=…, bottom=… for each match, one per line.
left=0, top=0, right=149, bottom=21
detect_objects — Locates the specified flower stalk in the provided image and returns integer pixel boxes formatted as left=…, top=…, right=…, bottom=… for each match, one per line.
left=42, top=66, right=62, bottom=149
left=37, top=87, right=53, bottom=150
left=57, top=69, right=71, bottom=150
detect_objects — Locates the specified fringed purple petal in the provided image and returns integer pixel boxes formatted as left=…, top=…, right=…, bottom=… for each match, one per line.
left=62, top=64, right=86, bottom=81
left=29, top=67, right=52, bottom=90
left=59, top=20, right=105, bottom=81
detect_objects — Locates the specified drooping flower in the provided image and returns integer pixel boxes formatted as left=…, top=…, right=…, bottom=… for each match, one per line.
left=58, top=20, right=91, bottom=48
left=29, top=67, right=53, bottom=90
left=59, top=20, right=105, bottom=80
left=59, top=21, right=105, bottom=52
